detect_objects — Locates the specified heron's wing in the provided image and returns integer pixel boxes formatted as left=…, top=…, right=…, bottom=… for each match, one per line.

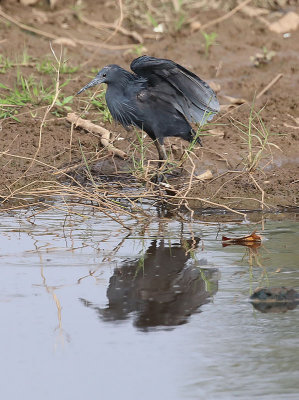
left=130, top=56, right=219, bottom=124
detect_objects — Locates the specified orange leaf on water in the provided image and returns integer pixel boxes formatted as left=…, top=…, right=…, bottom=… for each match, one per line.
left=222, top=230, right=262, bottom=246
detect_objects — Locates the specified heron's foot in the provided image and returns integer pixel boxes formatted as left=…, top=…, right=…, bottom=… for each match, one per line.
left=151, top=172, right=166, bottom=184
left=168, top=168, right=181, bottom=177
left=150, top=167, right=182, bottom=183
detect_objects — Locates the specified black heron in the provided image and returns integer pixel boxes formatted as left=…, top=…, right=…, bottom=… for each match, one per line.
left=77, top=55, right=219, bottom=168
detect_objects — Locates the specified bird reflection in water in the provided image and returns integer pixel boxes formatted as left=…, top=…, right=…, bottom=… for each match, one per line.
left=80, top=238, right=218, bottom=330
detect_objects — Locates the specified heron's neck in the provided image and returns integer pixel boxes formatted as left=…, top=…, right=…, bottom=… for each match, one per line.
left=107, top=69, right=135, bottom=94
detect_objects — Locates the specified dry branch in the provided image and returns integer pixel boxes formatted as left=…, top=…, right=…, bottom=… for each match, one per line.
left=192, top=0, right=253, bottom=32
left=256, top=73, right=283, bottom=99
left=0, top=7, right=135, bottom=50
left=80, top=15, right=143, bottom=43
left=66, top=113, right=127, bottom=159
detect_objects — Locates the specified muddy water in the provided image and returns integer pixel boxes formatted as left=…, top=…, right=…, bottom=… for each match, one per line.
left=0, top=208, right=298, bottom=400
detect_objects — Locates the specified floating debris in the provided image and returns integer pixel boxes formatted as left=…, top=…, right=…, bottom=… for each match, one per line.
left=222, top=230, right=262, bottom=247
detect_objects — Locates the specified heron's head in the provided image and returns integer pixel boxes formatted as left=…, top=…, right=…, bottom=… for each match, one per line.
left=77, top=65, right=122, bottom=95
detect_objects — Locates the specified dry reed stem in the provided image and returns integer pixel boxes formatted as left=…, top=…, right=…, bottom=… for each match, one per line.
left=177, top=151, right=196, bottom=208
left=249, top=173, right=266, bottom=210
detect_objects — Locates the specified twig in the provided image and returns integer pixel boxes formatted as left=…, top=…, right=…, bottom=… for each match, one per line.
left=208, top=170, right=242, bottom=184
left=249, top=173, right=267, bottom=210
left=53, top=155, right=109, bottom=176
left=214, top=100, right=249, bottom=123
left=79, top=15, right=143, bottom=43
left=223, top=196, right=271, bottom=209
left=0, top=7, right=135, bottom=50
left=171, top=194, right=247, bottom=218
left=177, top=151, right=196, bottom=216
left=0, top=7, right=57, bottom=39
left=69, top=118, right=74, bottom=163
left=74, top=39, right=135, bottom=50
left=66, top=113, right=127, bottom=159
left=200, top=0, right=253, bottom=31
left=0, top=62, right=36, bottom=68
left=102, top=0, right=124, bottom=44
left=256, top=73, right=283, bottom=99
left=211, top=171, right=246, bottom=199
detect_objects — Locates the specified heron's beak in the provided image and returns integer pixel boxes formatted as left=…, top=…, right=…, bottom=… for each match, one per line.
left=76, top=77, right=103, bottom=95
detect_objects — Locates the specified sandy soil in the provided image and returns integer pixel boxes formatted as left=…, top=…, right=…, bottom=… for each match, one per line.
left=0, top=0, right=298, bottom=211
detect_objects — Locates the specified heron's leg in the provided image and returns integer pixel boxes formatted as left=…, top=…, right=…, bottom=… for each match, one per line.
left=154, top=139, right=167, bottom=169
left=152, top=139, right=168, bottom=183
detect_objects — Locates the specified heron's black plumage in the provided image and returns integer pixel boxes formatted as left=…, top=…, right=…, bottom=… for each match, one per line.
left=77, top=56, right=219, bottom=161
left=131, top=56, right=219, bottom=118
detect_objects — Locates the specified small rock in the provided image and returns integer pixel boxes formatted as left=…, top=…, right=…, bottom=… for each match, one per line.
left=53, top=37, right=77, bottom=47
left=269, top=12, right=299, bottom=34
left=190, top=21, right=201, bottom=33
left=250, top=287, right=299, bottom=314
left=195, top=169, right=213, bottom=181
left=250, top=287, right=299, bottom=302
left=20, top=0, right=39, bottom=5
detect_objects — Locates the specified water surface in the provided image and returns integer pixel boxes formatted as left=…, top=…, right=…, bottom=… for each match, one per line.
left=0, top=208, right=298, bottom=399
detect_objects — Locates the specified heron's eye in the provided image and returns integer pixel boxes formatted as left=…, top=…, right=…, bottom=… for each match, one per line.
left=103, top=73, right=107, bottom=77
